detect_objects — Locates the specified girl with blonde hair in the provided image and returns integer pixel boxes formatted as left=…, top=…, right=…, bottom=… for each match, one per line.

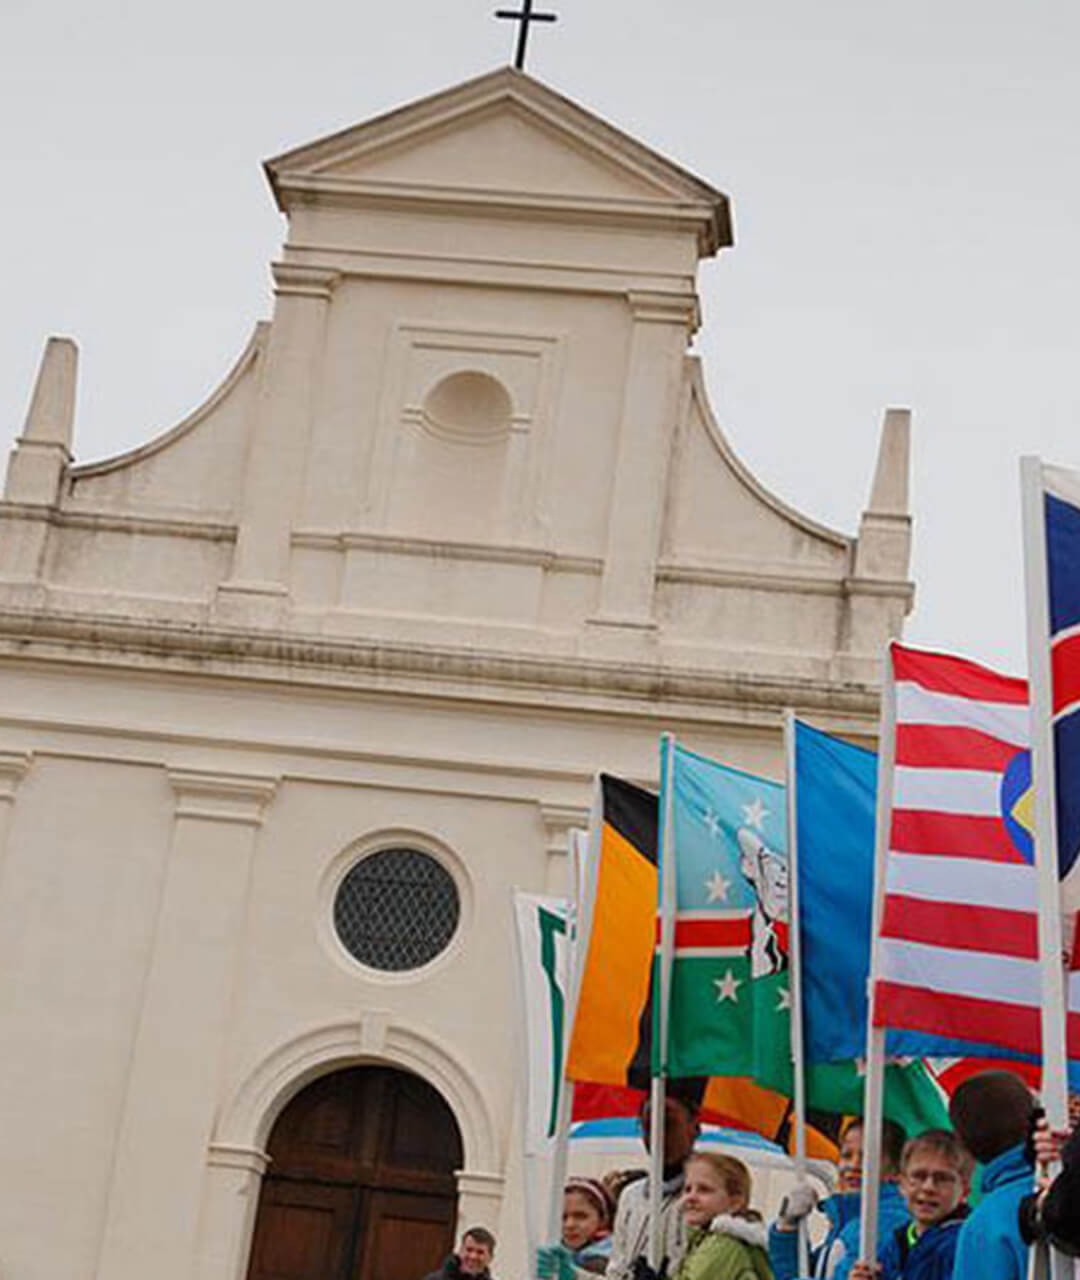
left=674, top=1151, right=773, bottom=1280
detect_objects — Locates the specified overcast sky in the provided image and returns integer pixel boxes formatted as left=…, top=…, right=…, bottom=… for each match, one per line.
left=3, top=0, right=1078, bottom=674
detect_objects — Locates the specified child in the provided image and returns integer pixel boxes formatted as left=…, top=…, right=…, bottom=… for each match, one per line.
left=769, top=1117, right=908, bottom=1279
left=848, top=1129, right=972, bottom=1280
left=674, top=1151, right=772, bottom=1280
left=561, top=1178, right=615, bottom=1274
left=947, top=1070, right=1036, bottom=1279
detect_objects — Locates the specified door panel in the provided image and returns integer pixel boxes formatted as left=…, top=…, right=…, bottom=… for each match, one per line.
left=353, top=1191, right=456, bottom=1280
left=246, top=1181, right=356, bottom=1280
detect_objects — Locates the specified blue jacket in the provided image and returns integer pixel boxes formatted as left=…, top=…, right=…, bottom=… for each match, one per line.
left=769, top=1183, right=908, bottom=1279
left=874, top=1206, right=968, bottom=1280
left=950, top=1144, right=1033, bottom=1280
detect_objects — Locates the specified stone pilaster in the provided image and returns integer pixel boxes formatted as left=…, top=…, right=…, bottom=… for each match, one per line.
left=539, top=801, right=589, bottom=896
left=215, top=265, right=337, bottom=627
left=95, top=769, right=277, bottom=1280
left=588, top=291, right=697, bottom=651
left=195, top=1144, right=271, bottom=1280
left=0, top=751, right=31, bottom=886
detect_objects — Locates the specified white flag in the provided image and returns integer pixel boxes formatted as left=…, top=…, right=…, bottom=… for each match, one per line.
left=513, top=891, right=571, bottom=1156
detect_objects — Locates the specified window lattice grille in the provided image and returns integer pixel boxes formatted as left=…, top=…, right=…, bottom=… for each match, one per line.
left=333, top=848, right=460, bottom=972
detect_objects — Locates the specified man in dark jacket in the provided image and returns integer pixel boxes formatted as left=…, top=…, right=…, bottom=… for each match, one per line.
left=424, top=1226, right=497, bottom=1280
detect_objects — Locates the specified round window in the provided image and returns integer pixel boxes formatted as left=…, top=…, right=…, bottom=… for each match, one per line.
left=333, top=848, right=460, bottom=972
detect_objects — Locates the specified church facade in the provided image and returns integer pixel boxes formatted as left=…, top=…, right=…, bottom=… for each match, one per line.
left=0, top=69, right=912, bottom=1280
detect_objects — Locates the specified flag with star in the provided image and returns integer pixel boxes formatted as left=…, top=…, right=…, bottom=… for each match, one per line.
left=659, top=741, right=791, bottom=1081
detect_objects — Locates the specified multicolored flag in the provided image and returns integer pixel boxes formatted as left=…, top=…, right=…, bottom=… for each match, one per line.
left=659, top=742, right=789, bottom=1081
left=565, top=774, right=657, bottom=1088
left=565, top=771, right=837, bottom=1155
left=872, top=643, right=1054, bottom=1054
left=658, top=739, right=950, bottom=1137
left=1042, top=468, right=1080, bottom=915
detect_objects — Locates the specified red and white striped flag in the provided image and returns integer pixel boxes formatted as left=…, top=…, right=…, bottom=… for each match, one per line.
left=873, top=643, right=1048, bottom=1055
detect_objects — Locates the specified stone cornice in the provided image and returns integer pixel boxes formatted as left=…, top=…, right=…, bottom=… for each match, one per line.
left=0, top=502, right=236, bottom=542
left=279, top=174, right=721, bottom=248
left=0, top=604, right=884, bottom=720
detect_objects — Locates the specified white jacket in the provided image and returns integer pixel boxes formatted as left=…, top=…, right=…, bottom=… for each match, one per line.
left=605, top=1175, right=687, bottom=1280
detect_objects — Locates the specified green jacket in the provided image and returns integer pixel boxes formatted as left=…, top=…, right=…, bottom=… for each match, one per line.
left=674, top=1219, right=773, bottom=1280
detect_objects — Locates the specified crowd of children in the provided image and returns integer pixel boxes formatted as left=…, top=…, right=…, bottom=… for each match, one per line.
left=536, top=1068, right=1080, bottom=1280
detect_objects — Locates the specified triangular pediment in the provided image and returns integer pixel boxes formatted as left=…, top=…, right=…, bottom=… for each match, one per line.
left=266, top=68, right=732, bottom=250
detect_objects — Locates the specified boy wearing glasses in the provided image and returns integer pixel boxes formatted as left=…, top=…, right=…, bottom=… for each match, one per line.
left=849, top=1130, right=972, bottom=1280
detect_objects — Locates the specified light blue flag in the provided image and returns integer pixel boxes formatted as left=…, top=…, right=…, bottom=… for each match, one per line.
left=659, top=741, right=791, bottom=1081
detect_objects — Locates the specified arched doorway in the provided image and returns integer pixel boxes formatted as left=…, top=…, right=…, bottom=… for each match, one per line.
left=245, top=1065, right=464, bottom=1280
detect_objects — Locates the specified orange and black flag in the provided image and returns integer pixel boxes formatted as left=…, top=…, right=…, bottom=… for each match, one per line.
left=565, top=772, right=838, bottom=1159
left=566, top=773, right=658, bottom=1088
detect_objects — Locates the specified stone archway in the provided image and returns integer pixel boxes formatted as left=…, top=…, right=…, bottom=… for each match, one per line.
left=195, top=1018, right=504, bottom=1280
left=245, top=1064, right=463, bottom=1280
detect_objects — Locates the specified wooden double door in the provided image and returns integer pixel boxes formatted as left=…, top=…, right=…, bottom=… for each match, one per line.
left=246, top=1066, right=464, bottom=1280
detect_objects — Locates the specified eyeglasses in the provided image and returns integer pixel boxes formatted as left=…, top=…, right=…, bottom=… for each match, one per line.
left=904, top=1168, right=959, bottom=1187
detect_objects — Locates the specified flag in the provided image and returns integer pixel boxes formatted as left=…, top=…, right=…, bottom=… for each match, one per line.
left=795, top=718, right=1040, bottom=1062
left=660, top=742, right=789, bottom=1081
left=565, top=774, right=656, bottom=1087
left=1030, top=462, right=1080, bottom=1055
left=659, top=740, right=950, bottom=1139
left=512, top=891, right=572, bottom=1154
left=872, top=643, right=1053, bottom=1055
left=565, top=771, right=836, bottom=1155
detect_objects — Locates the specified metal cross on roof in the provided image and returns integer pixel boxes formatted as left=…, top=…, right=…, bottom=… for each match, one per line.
left=494, top=0, right=557, bottom=71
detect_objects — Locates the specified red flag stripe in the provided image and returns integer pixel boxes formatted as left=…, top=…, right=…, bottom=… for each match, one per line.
left=873, top=980, right=1042, bottom=1055
left=880, top=894, right=1038, bottom=959
left=663, top=917, right=751, bottom=949
left=894, top=724, right=1021, bottom=771
left=890, top=810, right=1023, bottom=863
left=893, top=644, right=1028, bottom=703
left=1051, top=631, right=1080, bottom=716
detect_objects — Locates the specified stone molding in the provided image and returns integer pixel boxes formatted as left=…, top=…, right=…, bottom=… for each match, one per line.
left=292, top=527, right=601, bottom=573
left=215, top=1015, right=500, bottom=1171
left=167, top=768, right=278, bottom=826
left=0, top=502, right=236, bottom=543
left=0, top=605, right=885, bottom=717
left=627, top=289, right=700, bottom=330
left=539, top=801, right=589, bottom=861
left=70, top=325, right=267, bottom=481
left=269, top=263, right=340, bottom=301
left=0, top=751, right=31, bottom=801
left=206, top=1143, right=271, bottom=1177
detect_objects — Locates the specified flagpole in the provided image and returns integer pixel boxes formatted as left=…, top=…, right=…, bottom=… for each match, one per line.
left=649, top=732, right=678, bottom=1271
left=544, top=825, right=592, bottom=1245
left=1021, top=456, right=1071, bottom=1135
left=858, top=642, right=898, bottom=1268
left=1020, top=458, right=1073, bottom=1280
left=783, top=709, right=811, bottom=1278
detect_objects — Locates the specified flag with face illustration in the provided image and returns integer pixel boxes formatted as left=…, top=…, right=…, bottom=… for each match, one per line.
left=660, top=742, right=791, bottom=1080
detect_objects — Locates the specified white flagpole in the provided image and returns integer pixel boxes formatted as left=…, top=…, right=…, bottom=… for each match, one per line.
left=783, top=709, right=811, bottom=1278
left=1021, top=456, right=1071, bottom=1130
left=511, top=888, right=543, bottom=1280
left=544, top=824, right=592, bottom=1245
left=1020, top=457, right=1072, bottom=1280
left=858, top=642, right=898, bottom=1268
left=649, top=733, right=678, bottom=1271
